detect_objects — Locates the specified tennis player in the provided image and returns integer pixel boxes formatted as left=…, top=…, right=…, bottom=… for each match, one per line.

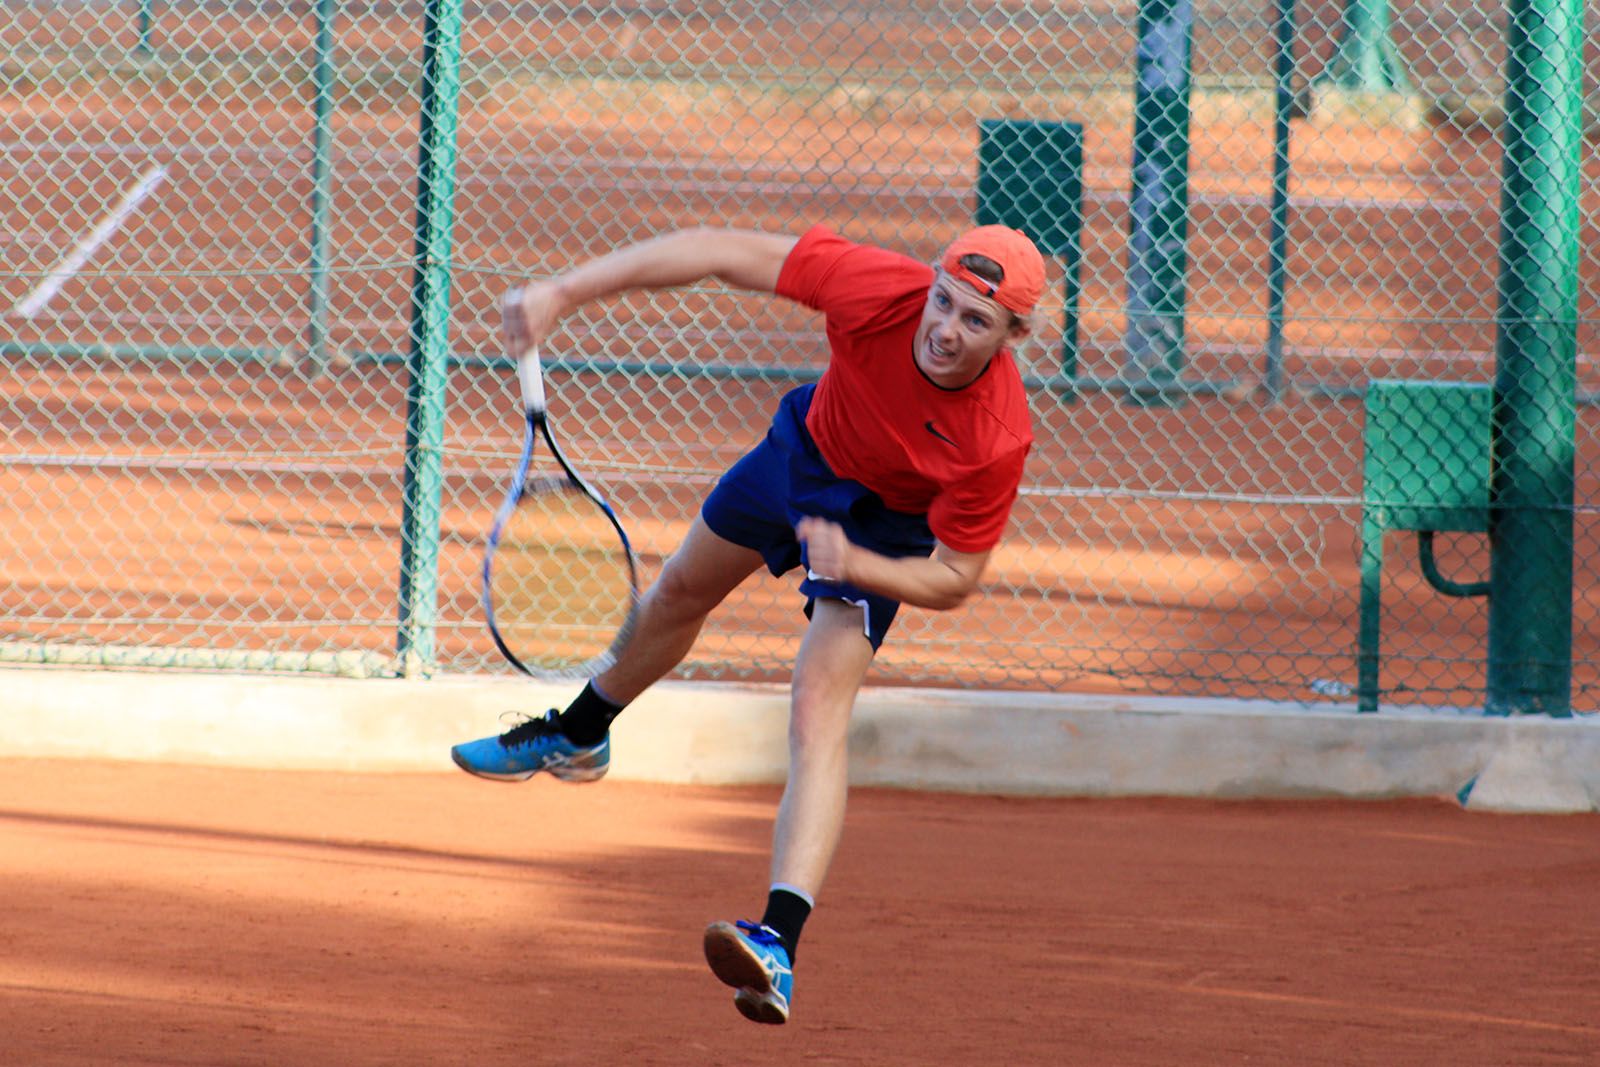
left=452, top=223, right=1043, bottom=1024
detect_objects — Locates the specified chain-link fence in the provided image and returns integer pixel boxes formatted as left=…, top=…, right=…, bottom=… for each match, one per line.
left=3, top=0, right=1596, bottom=711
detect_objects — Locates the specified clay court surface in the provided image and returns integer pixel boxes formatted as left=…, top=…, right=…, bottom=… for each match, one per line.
left=2, top=757, right=1596, bottom=1066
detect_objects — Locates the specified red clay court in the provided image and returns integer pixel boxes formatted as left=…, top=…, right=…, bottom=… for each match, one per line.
left=2, top=758, right=1596, bottom=1066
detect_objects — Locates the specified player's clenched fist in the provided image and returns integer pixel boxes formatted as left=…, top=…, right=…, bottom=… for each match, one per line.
left=501, top=282, right=565, bottom=358
left=796, top=516, right=853, bottom=585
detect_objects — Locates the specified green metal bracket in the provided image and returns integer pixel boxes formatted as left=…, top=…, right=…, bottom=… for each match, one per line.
left=1357, top=380, right=1492, bottom=710
left=1416, top=531, right=1490, bottom=599
left=975, top=118, right=1083, bottom=399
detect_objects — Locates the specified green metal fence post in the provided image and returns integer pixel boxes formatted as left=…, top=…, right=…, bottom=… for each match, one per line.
left=1320, top=0, right=1410, bottom=94
left=1486, top=0, right=1581, bottom=716
left=136, top=0, right=156, bottom=55
left=1356, top=508, right=1384, bottom=711
left=396, top=0, right=466, bottom=678
left=1264, top=0, right=1297, bottom=402
left=1122, top=0, right=1192, bottom=405
left=307, top=0, right=338, bottom=369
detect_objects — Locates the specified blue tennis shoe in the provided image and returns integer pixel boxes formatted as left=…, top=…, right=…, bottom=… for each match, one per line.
left=450, top=710, right=609, bottom=782
left=704, top=920, right=793, bottom=1025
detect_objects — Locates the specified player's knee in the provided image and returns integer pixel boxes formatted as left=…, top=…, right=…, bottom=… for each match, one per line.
left=787, top=692, right=852, bottom=759
left=645, top=558, right=723, bottom=620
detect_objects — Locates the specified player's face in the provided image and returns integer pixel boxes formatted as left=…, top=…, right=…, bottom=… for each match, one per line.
left=913, top=271, right=1024, bottom=389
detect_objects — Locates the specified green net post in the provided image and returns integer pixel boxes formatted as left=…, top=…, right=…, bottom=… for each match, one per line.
left=1320, top=0, right=1410, bottom=94
left=396, top=0, right=466, bottom=679
left=1122, top=0, right=1192, bottom=406
left=306, top=0, right=338, bottom=369
left=975, top=118, right=1083, bottom=400
left=1486, top=0, right=1581, bottom=716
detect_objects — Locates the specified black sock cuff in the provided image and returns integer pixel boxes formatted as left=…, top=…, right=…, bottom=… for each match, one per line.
left=556, top=681, right=627, bottom=746
left=760, top=886, right=813, bottom=962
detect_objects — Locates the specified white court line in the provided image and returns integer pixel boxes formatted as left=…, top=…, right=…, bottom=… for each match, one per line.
left=11, top=163, right=169, bottom=319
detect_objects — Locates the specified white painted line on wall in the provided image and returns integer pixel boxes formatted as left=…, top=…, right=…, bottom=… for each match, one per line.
left=12, top=163, right=169, bottom=319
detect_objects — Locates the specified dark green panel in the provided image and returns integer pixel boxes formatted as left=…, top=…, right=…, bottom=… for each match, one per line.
left=1358, top=378, right=1492, bottom=710
left=976, top=118, right=1083, bottom=386
left=1363, top=380, right=1492, bottom=533
left=976, top=118, right=1082, bottom=257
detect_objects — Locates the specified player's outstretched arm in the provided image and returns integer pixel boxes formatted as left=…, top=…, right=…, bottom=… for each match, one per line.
left=505, top=228, right=799, bottom=355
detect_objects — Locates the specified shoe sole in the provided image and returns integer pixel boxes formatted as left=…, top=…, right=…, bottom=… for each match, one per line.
left=548, top=764, right=608, bottom=783
left=703, top=922, right=788, bottom=1025
left=448, top=748, right=607, bottom=783
left=733, top=987, right=788, bottom=1025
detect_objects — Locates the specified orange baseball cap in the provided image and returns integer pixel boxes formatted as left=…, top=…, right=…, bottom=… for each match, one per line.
left=939, top=225, right=1046, bottom=316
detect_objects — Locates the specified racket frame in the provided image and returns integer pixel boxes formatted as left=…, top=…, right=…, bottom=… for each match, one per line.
left=482, top=343, right=640, bottom=679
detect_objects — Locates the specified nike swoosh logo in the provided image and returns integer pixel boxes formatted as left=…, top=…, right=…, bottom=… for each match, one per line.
left=924, top=420, right=957, bottom=446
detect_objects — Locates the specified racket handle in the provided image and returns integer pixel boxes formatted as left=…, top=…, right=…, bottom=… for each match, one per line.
left=517, top=345, right=547, bottom=415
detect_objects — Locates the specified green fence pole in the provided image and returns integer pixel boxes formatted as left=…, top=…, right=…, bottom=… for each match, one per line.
left=136, top=0, right=156, bottom=55
left=1320, top=0, right=1410, bottom=94
left=1264, top=0, right=1297, bottom=401
left=1486, top=0, right=1580, bottom=716
left=1121, top=0, right=1192, bottom=406
left=396, top=0, right=466, bottom=678
left=307, top=0, right=337, bottom=369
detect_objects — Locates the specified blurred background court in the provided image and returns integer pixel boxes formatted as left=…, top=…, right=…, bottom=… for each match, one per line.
left=6, top=0, right=1600, bottom=711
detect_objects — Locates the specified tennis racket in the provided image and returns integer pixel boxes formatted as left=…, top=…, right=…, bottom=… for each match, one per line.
left=482, top=326, right=640, bottom=680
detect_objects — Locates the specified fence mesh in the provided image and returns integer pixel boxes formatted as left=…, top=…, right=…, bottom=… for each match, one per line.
left=3, top=0, right=1596, bottom=709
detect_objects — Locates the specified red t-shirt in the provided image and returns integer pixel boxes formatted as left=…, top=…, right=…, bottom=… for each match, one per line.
left=775, top=226, right=1034, bottom=553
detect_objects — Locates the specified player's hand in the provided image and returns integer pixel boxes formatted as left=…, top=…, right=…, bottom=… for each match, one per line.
left=796, top=516, right=853, bottom=584
left=501, top=282, right=565, bottom=358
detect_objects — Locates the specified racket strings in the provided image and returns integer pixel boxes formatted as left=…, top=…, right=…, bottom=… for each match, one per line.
left=488, top=481, right=636, bottom=675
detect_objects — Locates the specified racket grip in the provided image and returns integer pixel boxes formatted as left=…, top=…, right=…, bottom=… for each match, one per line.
left=517, top=346, right=547, bottom=415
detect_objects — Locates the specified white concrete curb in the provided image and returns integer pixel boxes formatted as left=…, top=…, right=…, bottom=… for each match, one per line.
left=1, top=667, right=1596, bottom=813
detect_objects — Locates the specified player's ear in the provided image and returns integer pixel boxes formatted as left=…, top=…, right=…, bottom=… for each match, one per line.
left=1006, top=312, right=1033, bottom=341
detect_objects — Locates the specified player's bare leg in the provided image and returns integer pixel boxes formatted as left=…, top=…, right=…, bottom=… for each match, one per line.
left=594, top=516, right=763, bottom=703
left=704, top=597, right=873, bottom=1023
left=770, top=596, right=875, bottom=893
left=452, top=516, right=760, bottom=781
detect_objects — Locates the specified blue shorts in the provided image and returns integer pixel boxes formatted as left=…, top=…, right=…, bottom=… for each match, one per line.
left=701, top=384, right=935, bottom=650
